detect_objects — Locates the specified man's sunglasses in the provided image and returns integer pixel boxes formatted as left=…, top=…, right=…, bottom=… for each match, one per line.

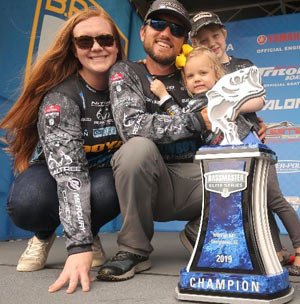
left=73, top=34, right=115, bottom=49
left=145, top=19, right=187, bottom=38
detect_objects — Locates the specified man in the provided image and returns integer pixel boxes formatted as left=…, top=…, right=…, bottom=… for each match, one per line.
left=189, top=11, right=300, bottom=272
left=96, top=0, right=211, bottom=282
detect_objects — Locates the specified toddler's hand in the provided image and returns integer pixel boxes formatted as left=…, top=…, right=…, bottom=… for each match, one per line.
left=150, top=79, right=169, bottom=99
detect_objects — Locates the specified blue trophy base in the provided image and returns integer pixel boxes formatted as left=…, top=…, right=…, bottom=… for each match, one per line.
left=176, top=144, right=294, bottom=303
left=176, top=267, right=294, bottom=303
left=175, top=287, right=294, bottom=304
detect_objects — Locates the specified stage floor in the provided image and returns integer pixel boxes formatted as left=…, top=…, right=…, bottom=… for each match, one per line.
left=1, top=232, right=300, bottom=304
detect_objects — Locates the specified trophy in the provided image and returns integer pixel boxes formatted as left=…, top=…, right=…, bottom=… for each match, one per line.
left=176, top=67, right=294, bottom=303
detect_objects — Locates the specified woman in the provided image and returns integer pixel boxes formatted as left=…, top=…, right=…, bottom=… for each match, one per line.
left=0, top=7, right=123, bottom=293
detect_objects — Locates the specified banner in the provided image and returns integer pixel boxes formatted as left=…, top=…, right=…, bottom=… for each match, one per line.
left=0, top=0, right=144, bottom=240
left=226, top=13, right=300, bottom=234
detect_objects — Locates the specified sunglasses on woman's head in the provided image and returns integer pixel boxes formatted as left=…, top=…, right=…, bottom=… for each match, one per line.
left=73, top=34, right=115, bottom=49
left=144, top=19, right=187, bottom=38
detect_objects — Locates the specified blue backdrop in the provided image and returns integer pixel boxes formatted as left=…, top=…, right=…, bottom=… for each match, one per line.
left=225, top=13, right=300, bottom=234
left=1, top=2, right=299, bottom=240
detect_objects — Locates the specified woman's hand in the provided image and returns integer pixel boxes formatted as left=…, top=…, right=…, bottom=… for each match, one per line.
left=48, top=251, right=93, bottom=294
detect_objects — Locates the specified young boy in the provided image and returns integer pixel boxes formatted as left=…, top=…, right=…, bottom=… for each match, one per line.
left=189, top=11, right=253, bottom=73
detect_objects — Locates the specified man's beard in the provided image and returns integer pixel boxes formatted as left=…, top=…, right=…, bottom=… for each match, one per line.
left=144, top=44, right=176, bottom=66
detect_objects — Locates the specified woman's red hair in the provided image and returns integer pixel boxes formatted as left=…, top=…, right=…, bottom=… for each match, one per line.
left=0, top=7, right=123, bottom=173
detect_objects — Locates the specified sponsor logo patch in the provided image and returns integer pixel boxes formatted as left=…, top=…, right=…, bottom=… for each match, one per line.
left=111, top=73, right=124, bottom=82
left=45, top=104, right=60, bottom=126
left=93, top=126, right=117, bottom=138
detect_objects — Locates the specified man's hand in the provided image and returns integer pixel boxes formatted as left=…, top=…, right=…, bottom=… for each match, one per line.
left=200, top=107, right=211, bottom=130
left=48, top=251, right=93, bottom=294
left=257, top=116, right=267, bottom=142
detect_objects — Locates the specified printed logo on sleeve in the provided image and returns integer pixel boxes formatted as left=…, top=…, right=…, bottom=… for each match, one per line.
left=45, top=104, right=60, bottom=127
left=67, top=177, right=82, bottom=191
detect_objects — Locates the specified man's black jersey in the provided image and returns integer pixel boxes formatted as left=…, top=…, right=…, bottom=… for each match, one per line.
left=109, top=61, right=207, bottom=163
left=31, top=74, right=122, bottom=253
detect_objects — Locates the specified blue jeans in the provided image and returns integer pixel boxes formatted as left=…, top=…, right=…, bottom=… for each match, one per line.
left=6, top=163, right=120, bottom=240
